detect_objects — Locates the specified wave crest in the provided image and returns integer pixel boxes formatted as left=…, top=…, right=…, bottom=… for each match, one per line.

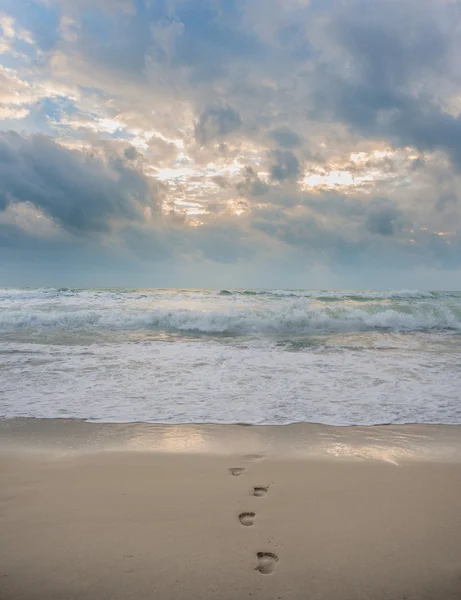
left=1, top=301, right=460, bottom=334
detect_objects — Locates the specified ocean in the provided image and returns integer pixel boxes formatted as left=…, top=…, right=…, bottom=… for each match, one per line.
left=0, top=287, right=460, bottom=426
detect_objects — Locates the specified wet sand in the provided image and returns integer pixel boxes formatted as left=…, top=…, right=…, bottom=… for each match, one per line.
left=1, top=419, right=461, bottom=600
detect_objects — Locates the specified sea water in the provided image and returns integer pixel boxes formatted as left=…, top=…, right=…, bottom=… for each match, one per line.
left=0, top=287, right=460, bottom=425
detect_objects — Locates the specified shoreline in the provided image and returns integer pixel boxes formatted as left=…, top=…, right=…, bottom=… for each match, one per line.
left=2, top=417, right=461, bottom=463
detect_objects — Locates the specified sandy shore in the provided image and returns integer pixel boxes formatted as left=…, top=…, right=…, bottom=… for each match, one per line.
left=1, top=419, right=461, bottom=600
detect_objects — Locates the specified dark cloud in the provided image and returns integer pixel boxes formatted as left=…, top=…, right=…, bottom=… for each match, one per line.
left=211, top=175, right=230, bottom=189
left=365, top=206, right=402, bottom=237
left=195, top=105, right=242, bottom=146
left=436, top=192, right=458, bottom=213
left=268, top=127, right=302, bottom=148
left=124, top=146, right=139, bottom=161
left=236, top=166, right=269, bottom=197
left=270, top=150, right=300, bottom=182
left=311, top=0, right=461, bottom=167
left=0, top=132, right=158, bottom=233
left=332, top=3, right=448, bottom=88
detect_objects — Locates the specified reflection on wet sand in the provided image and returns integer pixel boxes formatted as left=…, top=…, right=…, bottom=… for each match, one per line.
left=1, top=418, right=461, bottom=464
left=125, top=425, right=210, bottom=453
left=323, top=441, right=415, bottom=465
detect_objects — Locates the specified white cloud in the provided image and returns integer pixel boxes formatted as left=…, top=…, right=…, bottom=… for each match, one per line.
left=0, top=13, right=34, bottom=49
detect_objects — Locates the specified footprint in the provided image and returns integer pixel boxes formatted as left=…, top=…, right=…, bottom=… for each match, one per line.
left=244, top=453, right=264, bottom=461
left=229, top=467, right=245, bottom=476
left=253, top=486, right=268, bottom=497
left=238, top=512, right=255, bottom=527
left=255, top=552, right=279, bottom=575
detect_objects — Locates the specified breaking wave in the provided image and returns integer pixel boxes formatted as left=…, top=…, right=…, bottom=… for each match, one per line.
left=1, top=301, right=460, bottom=334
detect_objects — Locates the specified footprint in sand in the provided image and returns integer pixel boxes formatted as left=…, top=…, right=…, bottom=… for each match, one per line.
left=255, top=552, right=279, bottom=574
left=229, top=467, right=246, bottom=476
left=244, top=453, right=264, bottom=462
left=253, top=486, right=268, bottom=497
left=238, top=512, right=255, bottom=527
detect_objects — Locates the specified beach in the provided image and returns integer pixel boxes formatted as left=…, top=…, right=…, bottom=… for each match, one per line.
left=3, top=0, right=461, bottom=591
left=1, top=419, right=461, bottom=600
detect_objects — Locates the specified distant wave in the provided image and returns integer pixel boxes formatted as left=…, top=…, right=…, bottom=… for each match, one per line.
left=219, top=289, right=439, bottom=300
left=0, top=287, right=451, bottom=303
left=0, top=288, right=150, bottom=302
left=1, top=302, right=460, bottom=334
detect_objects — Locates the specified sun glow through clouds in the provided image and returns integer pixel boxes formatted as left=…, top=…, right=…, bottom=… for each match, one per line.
left=0, top=0, right=459, bottom=288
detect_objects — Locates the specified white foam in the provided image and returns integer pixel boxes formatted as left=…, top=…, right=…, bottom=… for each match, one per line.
left=1, top=287, right=460, bottom=426
left=0, top=334, right=460, bottom=425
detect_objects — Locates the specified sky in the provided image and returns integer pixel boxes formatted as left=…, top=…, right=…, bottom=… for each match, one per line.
left=0, top=0, right=461, bottom=289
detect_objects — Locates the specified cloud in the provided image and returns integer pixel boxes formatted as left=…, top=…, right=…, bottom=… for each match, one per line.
left=0, top=0, right=460, bottom=287
left=195, top=105, right=242, bottom=146
left=236, top=166, right=269, bottom=197
left=365, top=205, right=402, bottom=237
left=0, top=12, right=34, bottom=50
left=0, top=131, right=158, bottom=233
left=270, top=150, right=300, bottom=182
left=269, top=127, right=302, bottom=148
left=310, top=0, right=461, bottom=167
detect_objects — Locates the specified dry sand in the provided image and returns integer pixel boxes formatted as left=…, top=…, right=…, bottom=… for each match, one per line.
left=1, top=419, right=461, bottom=600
